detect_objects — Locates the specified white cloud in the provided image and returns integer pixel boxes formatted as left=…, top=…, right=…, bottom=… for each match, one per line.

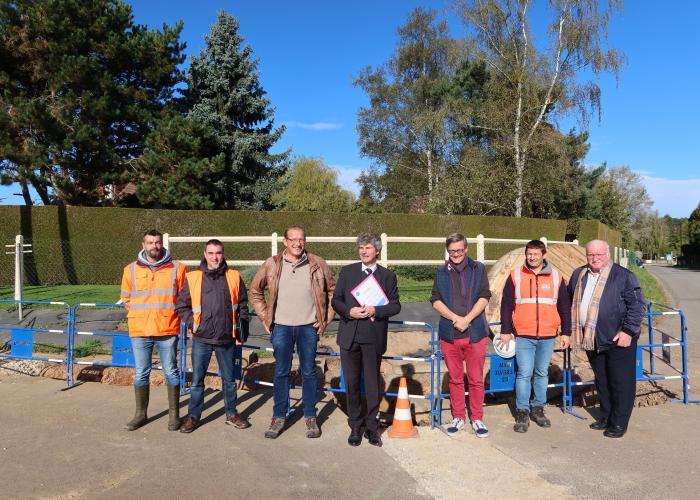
left=330, top=164, right=365, bottom=196
left=284, top=121, right=342, bottom=131
left=642, top=176, right=700, bottom=217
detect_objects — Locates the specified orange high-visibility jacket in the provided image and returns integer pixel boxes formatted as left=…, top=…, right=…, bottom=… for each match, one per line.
left=510, top=264, right=562, bottom=337
left=186, top=269, right=241, bottom=340
left=120, top=260, right=187, bottom=337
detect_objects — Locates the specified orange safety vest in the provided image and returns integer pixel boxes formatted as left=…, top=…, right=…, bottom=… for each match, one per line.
left=510, top=265, right=562, bottom=337
left=120, top=260, right=187, bottom=337
left=186, top=269, right=241, bottom=340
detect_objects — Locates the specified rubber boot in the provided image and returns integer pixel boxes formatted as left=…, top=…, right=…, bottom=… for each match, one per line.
left=125, top=385, right=149, bottom=431
left=167, top=385, right=181, bottom=431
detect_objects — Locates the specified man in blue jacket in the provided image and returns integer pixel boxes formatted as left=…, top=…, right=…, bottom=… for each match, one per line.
left=431, top=233, right=491, bottom=438
left=568, top=240, right=646, bottom=438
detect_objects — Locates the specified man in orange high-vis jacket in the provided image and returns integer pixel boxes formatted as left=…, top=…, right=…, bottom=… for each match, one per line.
left=500, top=240, right=571, bottom=433
left=120, top=229, right=187, bottom=432
left=176, top=239, right=251, bottom=434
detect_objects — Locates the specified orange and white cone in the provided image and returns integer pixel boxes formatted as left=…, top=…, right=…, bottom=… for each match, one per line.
left=387, top=377, right=418, bottom=438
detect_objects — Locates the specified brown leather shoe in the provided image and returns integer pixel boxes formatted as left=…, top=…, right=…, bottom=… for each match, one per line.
left=264, top=417, right=285, bottom=439
left=225, top=413, right=251, bottom=429
left=179, top=415, right=199, bottom=434
left=305, top=417, right=321, bottom=438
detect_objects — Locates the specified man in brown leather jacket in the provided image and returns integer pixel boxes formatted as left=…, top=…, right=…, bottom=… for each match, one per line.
left=250, top=225, right=335, bottom=439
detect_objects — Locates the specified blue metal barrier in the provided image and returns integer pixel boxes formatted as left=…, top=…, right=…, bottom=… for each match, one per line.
left=179, top=318, right=438, bottom=427
left=5, top=296, right=696, bottom=427
left=434, top=321, right=567, bottom=427
left=178, top=324, right=243, bottom=393
left=70, top=302, right=169, bottom=387
left=566, top=302, right=698, bottom=415
left=0, top=299, right=72, bottom=385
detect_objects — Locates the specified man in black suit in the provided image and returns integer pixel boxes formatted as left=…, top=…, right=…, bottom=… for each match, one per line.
left=332, top=232, right=401, bottom=447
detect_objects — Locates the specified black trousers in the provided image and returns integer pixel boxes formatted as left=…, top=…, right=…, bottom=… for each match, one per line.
left=340, top=340, right=382, bottom=432
left=586, top=339, right=637, bottom=428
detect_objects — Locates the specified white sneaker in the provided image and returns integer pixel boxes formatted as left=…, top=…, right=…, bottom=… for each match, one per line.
left=442, top=418, right=465, bottom=437
left=471, top=419, right=489, bottom=438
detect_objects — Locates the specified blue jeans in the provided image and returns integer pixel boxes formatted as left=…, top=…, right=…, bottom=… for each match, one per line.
left=131, top=335, right=179, bottom=387
left=188, top=341, right=239, bottom=419
left=271, top=324, right=319, bottom=419
left=515, top=337, right=556, bottom=411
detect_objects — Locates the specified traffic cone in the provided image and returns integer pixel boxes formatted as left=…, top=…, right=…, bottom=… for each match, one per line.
left=387, top=377, right=418, bottom=438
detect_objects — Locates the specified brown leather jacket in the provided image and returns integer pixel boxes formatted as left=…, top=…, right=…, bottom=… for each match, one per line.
left=249, top=252, right=336, bottom=334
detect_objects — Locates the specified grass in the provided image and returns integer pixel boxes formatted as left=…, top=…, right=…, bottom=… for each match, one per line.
left=29, top=339, right=108, bottom=357
left=32, top=342, right=68, bottom=354
left=0, top=285, right=121, bottom=305
left=629, top=263, right=668, bottom=306
left=252, top=349, right=274, bottom=358
left=73, top=339, right=108, bottom=357
left=2, top=280, right=434, bottom=304
left=397, top=276, right=432, bottom=303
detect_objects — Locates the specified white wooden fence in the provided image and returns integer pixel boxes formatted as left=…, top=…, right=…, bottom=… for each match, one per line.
left=160, top=232, right=624, bottom=268
left=5, top=233, right=630, bottom=320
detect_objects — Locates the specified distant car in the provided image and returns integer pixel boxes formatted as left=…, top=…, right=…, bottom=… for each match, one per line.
left=635, top=257, right=644, bottom=268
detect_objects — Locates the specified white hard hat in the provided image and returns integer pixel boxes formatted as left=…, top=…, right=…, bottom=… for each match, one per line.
left=492, top=333, right=516, bottom=359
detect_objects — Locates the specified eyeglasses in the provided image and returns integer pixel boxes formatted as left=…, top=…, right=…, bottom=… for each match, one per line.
left=586, top=253, right=607, bottom=258
left=285, top=239, right=305, bottom=244
left=447, top=249, right=465, bottom=255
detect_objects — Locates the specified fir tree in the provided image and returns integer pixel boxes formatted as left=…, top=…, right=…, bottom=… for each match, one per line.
left=184, top=11, right=287, bottom=210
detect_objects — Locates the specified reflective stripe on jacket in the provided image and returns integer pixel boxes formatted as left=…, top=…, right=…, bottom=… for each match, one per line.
left=187, top=269, right=241, bottom=340
left=510, top=264, right=561, bottom=337
left=120, top=260, right=187, bottom=337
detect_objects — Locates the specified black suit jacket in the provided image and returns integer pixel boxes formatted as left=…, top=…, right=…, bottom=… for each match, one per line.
left=332, top=262, right=401, bottom=355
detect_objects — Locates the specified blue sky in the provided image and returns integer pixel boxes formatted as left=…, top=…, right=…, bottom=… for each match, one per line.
left=2, top=0, right=698, bottom=217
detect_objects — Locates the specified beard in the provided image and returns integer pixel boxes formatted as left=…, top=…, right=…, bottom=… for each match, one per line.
left=146, top=248, right=163, bottom=260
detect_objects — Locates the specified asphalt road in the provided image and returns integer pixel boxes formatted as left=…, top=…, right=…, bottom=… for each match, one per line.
left=0, top=375, right=431, bottom=499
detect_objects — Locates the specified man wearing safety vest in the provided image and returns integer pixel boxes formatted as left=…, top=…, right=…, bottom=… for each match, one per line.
left=499, top=239, right=571, bottom=433
left=120, top=229, right=187, bottom=431
left=176, top=239, right=251, bottom=433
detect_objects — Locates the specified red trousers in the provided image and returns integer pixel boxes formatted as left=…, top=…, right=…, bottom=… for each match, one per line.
left=441, top=337, right=487, bottom=421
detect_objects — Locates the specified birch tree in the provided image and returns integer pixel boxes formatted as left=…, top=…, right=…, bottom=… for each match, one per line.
left=354, top=8, right=464, bottom=209
left=456, top=0, right=624, bottom=216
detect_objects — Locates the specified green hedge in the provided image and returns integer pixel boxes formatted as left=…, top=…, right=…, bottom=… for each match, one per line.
left=0, top=206, right=619, bottom=285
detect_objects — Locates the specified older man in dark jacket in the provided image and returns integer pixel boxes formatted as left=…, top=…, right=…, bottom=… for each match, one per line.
left=569, top=239, right=646, bottom=438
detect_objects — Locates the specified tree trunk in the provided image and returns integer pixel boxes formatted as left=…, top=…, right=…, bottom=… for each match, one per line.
left=29, top=175, right=52, bottom=205
left=426, top=149, right=433, bottom=200
left=515, top=154, right=524, bottom=217
left=513, top=82, right=524, bottom=218
left=19, top=177, right=33, bottom=206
